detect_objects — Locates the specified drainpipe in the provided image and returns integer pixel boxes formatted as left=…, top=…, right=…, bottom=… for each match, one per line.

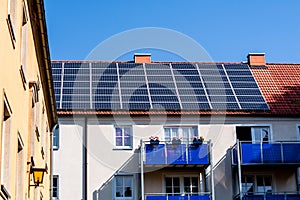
left=50, top=124, right=59, bottom=200
left=209, top=140, right=215, bottom=200
left=83, top=117, right=87, bottom=200
left=140, top=139, right=145, bottom=200
left=236, top=140, right=242, bottom=200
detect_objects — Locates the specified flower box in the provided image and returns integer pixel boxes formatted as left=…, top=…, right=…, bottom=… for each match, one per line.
left=193, top=136, right=204, bottom=145
left=150, top=140, right=160, bottom=145
left=149, top=136, right=160, bottom=145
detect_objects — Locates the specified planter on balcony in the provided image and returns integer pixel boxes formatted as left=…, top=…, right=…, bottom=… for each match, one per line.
left=193, top=139, right=203, bottom=145
left=172, top=139, right=182, bottom=145
left=150, top=140, right=160, bottom=145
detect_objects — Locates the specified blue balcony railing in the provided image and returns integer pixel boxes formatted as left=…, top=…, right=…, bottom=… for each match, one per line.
left=232, top=142, right=300, bottom=165
left=234, top=192, right=300, bottom=200
left=145, top=193, right=211, bottom=200
left=144, top=142, right=209, bottom=165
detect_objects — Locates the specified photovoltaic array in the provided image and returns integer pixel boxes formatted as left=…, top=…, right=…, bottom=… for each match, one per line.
left=52, top=62, right=269, bottom=111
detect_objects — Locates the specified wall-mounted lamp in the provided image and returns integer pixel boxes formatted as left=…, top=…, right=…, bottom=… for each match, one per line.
left=30, top=167, right=46, bottom=187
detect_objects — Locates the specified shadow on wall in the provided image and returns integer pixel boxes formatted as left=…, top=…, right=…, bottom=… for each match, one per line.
left=213, top=149, right=233, bottom=200
left=93, top=149, right=140, bottom=200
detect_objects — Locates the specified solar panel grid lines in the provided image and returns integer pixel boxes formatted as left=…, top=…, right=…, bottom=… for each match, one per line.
left=52, top=62, right=270, bottom=111
left=169, top=63, right=183, bottom=109
left=221, top=64, right=242, bottom=109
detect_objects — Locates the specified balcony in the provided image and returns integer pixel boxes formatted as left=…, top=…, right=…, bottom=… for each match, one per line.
left=234, top=192, right=300, bottom=200
left=143, top=142, right=210, bottom=166
left=145, top=193, right=211, bottom=200
left=232, top=142, right=300, bottom=165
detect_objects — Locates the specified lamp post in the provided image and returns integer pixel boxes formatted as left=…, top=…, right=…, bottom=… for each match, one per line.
left=30, top=167, right=46, bottom=187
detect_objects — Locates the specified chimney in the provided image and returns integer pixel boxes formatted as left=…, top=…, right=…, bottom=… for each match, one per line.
left=134, top=53, right=151, bottom=63
left=247, top=53, right=266, bottom=66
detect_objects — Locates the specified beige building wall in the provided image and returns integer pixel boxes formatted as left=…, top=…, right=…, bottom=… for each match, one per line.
left=54, top=116, right=300, bottom=199
left=0, top=0, right=56, bottom=199
left=84, top=116, right=300, bottom=199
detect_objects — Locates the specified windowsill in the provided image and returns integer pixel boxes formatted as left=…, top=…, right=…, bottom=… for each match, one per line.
left=19, top=65, right=27, bottom=90
left=53, top=147, right=59, bottom=151
left=0, top=185, right=11, bottom=200
left=6, top=14, right=16, bottom=49
left=113, top=147, right=133, bottom=151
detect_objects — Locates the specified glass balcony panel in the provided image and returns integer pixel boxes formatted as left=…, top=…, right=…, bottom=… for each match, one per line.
left=236, top=142, right=300, bottom=165
left=145, top=143, right=209, bottom=165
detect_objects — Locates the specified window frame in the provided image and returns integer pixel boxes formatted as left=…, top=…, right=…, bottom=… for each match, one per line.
left=241, top=174, right=273, bottom=195
left=235, top=124, right=272, bottom=143
left=164, top=126, right=198, bottom=144
left=114, top=126, right=132, bottom=149
left=164, top=175, right=200, bottom=196
left=114, top=175, right=134, bottom=199
left=53, top=127, right=59, bottom=150
left=52, top=175, right=59, bottom=199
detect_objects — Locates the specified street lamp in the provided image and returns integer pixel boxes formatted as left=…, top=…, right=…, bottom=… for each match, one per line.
left=30, top=167, right=46, bottom=187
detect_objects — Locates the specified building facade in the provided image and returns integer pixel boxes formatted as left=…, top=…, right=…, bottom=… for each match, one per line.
left=52, top=54, right=300, bottom=200
left=0, top=0, right=57, bottom=199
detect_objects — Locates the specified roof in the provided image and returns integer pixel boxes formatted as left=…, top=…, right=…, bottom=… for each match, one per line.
left=54, top=61, right=300, bottom=117
left=27, top=0, right=57, bottom=128
left=251, top=63, right=300, bottom=115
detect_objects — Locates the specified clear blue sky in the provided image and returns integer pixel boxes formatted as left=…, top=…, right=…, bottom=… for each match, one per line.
left=45, top=0, right=300, bottom=63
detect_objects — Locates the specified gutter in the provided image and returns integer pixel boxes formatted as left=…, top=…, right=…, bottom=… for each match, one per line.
left=27, top=0, right=58, bottom=129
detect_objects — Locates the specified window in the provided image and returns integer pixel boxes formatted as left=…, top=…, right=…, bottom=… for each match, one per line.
left=241, top=175, right=272, bottom=195
left=52, top=175, right=59, bottom=199
left=165, top=177, right=180, bottom=195
left=115, top=127, right=132, bottom=148
left=53, top=127, right=59, bottom=150
left=7, top=0, right=18, bottom=44
left=16, top=133, right=24, bottom=200
left=242, top=176, right=254, bottom=194
left=1, top=96, right=13, bottom=199
left=184, top=177, right=199, bottom=195
left=20, top=1, right=28, bottom=88
left=165, top=176, right=199, bottom=196
left=236, top=126, right=270, bottom=143
left=164, top=127, right=198, bottom=144
left=115, top=175, right=133, bottom=198
left=256, top=175, right=272, bottom=193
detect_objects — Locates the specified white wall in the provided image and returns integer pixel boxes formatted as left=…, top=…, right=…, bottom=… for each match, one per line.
left=53, top=121, right=84, bottom=199
left=55, top=116, right=300, bottom=199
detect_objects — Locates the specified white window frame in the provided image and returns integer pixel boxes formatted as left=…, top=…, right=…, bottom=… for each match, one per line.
left=235, top=124, right=273, bottom=143
left=114, top=126, right=132, bottom=149
left=164, top=126, right=198, bottom=144
left=163, top=174, right=200, bottom=195
left=251, top=127, right=270, bottom=143
left=114, top=175, right=134, bottom=199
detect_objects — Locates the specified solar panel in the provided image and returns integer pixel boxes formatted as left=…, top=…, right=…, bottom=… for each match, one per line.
left=52, top=62, right=269, bottom=111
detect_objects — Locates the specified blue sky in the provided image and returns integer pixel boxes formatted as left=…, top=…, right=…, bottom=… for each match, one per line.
left=45, top=1, right=300, bottom=63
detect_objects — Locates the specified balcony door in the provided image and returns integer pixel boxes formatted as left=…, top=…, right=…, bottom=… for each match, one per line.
left=236, top=126, right=270, bottom=143
left=165, top=176, right=199, bottom=196
left=251, top=127, right=269, bottom=143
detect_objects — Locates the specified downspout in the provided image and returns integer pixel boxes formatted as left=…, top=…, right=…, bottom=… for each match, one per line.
left=83, top=117, right=87, bottom=200
left=50, top=124, right=58, bottom=200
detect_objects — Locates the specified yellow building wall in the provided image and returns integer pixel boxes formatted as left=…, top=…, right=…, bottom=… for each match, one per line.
left=0, top=0, right=53, bottom=199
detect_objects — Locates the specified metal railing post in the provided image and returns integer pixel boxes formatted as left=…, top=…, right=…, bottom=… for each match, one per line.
left=140, top=139, right=145, bottom=200
left=209, top=140, right=215, bottom=200
left=280, top=142, right=284, bottom=163
left=236, top=140, right=243, bottom=200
